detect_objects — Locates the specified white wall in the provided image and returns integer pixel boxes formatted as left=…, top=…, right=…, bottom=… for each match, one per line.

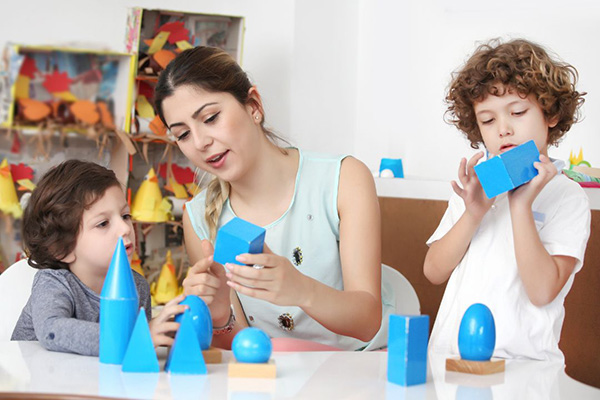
left=354, top=0, right=600, bottom=180
left=1, top=0, right=599, bottom=182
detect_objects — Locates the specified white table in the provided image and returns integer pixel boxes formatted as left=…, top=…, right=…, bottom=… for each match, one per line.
left=0, top=342, right=599, bottom=399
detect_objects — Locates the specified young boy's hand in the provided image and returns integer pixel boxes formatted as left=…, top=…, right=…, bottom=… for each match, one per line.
left=508, top=154, right=557, bottom=209
left=451, top=152, right=494, bottom=220
left=182, top=239, right=231, bottom=326
left=148, top=294, right=187, bottom=348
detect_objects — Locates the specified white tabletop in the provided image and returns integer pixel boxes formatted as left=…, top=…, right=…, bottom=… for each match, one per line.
left=0, top=342, right=599, bottom=399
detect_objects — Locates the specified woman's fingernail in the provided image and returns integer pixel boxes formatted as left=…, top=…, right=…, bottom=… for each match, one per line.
left=236, top=255, right=247, bottom=263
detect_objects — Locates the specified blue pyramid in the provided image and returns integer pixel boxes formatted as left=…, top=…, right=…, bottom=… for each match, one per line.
left=100, top=237, right=139, bottom=364
left=165, top=310, right=207, bottom=374
left=122, top=308, right=159, bottom=373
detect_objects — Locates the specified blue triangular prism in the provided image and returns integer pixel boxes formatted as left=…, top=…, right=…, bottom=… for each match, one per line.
left=165, top=310, right=207, bottom=374
left=101, top=237, right=138, bottom=300
left=122, top=308, right=159, bottom=373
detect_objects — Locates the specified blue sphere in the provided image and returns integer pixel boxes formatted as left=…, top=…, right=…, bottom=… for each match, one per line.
left=174, top=295, right=213, bottom=350
left=232, top=328, right=272, bottom=363
left=458, top=303, right=496, bottom=361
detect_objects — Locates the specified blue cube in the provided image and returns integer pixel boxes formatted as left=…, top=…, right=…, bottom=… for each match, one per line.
left=474, top=140, right=540, bottom=198
left=213, top=217, right=265, bottom=266
left=387, top=314, right=429, bottom=386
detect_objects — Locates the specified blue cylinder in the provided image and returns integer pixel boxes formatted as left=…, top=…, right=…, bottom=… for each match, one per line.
left=99, top=298, right=138, bottom=364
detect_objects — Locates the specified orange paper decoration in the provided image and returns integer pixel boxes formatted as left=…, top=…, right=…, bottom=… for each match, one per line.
left=18, top=99, right=51, bottom=122
left=70, top=100, right=100, bottom=125
left=153, top=49, right=176, bottom=70
left=97, top=102, right=115, bottom=129
left=149, top=115, right=167, bottom=136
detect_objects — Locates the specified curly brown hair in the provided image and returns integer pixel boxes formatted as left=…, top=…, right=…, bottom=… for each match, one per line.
left=22, top=160, right=122, bottom=270
left=445, top=38, right=585, bottom=149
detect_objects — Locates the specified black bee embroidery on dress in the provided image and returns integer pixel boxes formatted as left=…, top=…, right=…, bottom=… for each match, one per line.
left=292, top=247, right=303, bottom=266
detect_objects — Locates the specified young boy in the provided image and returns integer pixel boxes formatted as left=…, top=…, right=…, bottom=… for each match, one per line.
left=11, top=160, right=186, bottom=356
left=424, top=39, right=591, bottom=362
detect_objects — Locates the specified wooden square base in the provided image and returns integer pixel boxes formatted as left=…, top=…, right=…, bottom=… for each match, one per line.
left=202, top=347, right=223, bottom=364
left=228, top=360, right=276, bottom=378
left=445, top=358, right=505, bottom=375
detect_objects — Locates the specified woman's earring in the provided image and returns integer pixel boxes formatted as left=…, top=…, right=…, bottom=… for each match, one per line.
left=255, top=115, right=260, bottom=120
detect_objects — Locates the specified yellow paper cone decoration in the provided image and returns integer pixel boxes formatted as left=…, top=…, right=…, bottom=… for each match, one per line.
left=131, top=168, right=172, bottom=222
left=0, top=159, right=23, bottom=219
left=152, top=250, right=179, bottom=305
left=131, top=251, right=144, bottom=277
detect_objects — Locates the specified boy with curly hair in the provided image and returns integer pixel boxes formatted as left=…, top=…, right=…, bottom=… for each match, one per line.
left=424, top=39, right=591, bottom=361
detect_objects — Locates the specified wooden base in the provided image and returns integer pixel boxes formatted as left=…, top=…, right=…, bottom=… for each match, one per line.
left=202, top=347, right=222, bottom=364
left=445, top=358, right=505, bottom=375
left=228, top=360, right=276, bottom=378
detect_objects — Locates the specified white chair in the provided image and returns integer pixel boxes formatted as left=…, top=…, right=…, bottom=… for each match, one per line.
left=364, top=264, right=421, bottom=350
left=382, top=263, right=420, bottom=315
left=0, top=259, right=37, bottom=341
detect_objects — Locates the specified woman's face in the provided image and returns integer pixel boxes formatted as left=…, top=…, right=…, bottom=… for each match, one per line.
left=162, top=85, right=263, bottom=183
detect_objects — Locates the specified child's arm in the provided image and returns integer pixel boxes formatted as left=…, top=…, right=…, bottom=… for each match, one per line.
left=508, top=155, right=577, bottom=306
left=148, top=294, right=187, bottom=347
left=424, top=153, right=494, bottom=284
left=227, top=157, right=382, bottom=342
left=27, top=274, right=101, bottom=356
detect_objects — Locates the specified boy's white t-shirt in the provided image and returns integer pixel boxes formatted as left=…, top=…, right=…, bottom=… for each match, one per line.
left=427, top=170, right=591, bottom=362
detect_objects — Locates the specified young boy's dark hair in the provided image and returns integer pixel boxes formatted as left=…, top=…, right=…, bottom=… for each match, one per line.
left=22, top=160, right=122, bottom=270
left=445, top=38, right=586, bottom=149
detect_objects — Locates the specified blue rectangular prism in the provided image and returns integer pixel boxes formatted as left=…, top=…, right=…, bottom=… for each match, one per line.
left=474, top=140, right=540, bottom=198
left=387, top=314, right=429, bottom=386
left=213, top=217, right=266, bottom=266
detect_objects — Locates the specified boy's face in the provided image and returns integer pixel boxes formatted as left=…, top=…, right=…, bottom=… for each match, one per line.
left=66, top=185, right=135, bottom=284
left=473, top=87, right=557, bottom=157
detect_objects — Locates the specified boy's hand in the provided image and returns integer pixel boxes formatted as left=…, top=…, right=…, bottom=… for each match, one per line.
left=225, top=244, right=312, bottom=307
left=149, top=294, right=187, bottom=348
left=182, top=239, right=231, bottom=325
left=451, top=152, right=494, bottom=220
left=509, top=154, right=557, bottom=209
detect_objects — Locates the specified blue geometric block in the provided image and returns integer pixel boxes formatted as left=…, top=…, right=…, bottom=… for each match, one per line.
left=213, top=217, right=266, bottom=266
left=165, top=310, right=207, bottom=375
left=501, top=140, right=540, bottom=187
left=122, top=308, right=160, bottom=373
left=380, top=158, right=404, bottom=178
left=100, top=237, right=139, bottom=365
left=387, top=314, right=429, bottom=386
left=474, top=140, right=540, bottom=198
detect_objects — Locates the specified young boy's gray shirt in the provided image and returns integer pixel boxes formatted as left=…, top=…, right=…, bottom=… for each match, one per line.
left=11, top=268, right=151, bottom=356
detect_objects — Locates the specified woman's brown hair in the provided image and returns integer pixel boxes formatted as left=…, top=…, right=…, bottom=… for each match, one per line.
left=154, top=46, right=286, bottom=241
left=445, top=38, right=585, bottom=149
left=22, top=160, right=122, bottom=270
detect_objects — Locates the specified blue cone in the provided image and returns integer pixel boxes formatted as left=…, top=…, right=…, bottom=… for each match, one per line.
left=100, top=237, right=139, bottom=364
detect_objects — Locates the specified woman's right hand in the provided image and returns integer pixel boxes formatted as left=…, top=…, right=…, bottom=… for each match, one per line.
left=451, top=152, right=494, bottom=220
left=182, top=239, right=231, bottom=324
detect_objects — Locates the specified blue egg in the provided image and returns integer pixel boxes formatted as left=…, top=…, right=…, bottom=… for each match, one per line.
left=174, top=295, right=213, bottom=350
left=458, top=303, right=496, bottom=361
left=232, top=327, right=272, bottom=363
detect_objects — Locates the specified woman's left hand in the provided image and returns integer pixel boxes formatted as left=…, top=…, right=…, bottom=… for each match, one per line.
left=225, top=244, right=313, bottom=307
